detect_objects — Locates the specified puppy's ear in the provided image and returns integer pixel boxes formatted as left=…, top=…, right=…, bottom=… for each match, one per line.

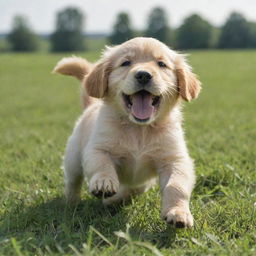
left=53, top=57, right=91, bottom=81
left=84, top=60, right=111, bottom=98
left=176, top=57, right=201, bottom=101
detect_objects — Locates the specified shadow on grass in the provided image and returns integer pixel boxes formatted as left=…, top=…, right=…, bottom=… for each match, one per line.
left=0, top=196, right=177, bottom=253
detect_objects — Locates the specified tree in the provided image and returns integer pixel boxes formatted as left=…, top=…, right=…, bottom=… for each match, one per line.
left=177, top=14, right=213, bottom=49
left=7, top=15, right=39, bottom=52
left=109, top=12, right=134, bottom=44
left=247, top=22, right=256, bottom=48
left=218, top=12, right=250, bottom=48
left=51, top=7, right=85, bottom=52
left=144, top=7, right=174, bottom=46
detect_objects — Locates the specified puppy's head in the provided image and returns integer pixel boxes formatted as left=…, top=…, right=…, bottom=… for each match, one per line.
left=85, top=37, right=201, bottom=125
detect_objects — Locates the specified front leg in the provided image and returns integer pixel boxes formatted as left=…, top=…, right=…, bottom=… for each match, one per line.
left=158, top=157, right=195, bottom=228
left=83, top=149, right=119, bottom=199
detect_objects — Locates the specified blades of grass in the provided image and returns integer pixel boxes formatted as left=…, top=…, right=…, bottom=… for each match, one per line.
left=191, top=237, right=206, bottom=247
left=11, top=238, right=23, bottom=256
left=205, top=233, right=221, bottom=246
left=86, top=225, right=94, bottom=251
left=69, top=244, right=82, bottom=256
left=90, top=226, right=114, bottom=247
left=133, top=241, right=163, bottom=256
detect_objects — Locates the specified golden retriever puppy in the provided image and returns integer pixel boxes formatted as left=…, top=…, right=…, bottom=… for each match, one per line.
left=53, top=37, right=201, bottom=228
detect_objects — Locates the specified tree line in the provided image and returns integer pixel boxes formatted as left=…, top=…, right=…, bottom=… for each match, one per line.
left=6, top=6, right=256, bottom=52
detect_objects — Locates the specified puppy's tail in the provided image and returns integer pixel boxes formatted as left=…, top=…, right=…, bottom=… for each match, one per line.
left=53, top=56, right=95, bottom=108
left=53, top=56, right=92, bottom=81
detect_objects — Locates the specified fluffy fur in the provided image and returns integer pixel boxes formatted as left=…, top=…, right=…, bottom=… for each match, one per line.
left=53, top=37, right=201, bottom=228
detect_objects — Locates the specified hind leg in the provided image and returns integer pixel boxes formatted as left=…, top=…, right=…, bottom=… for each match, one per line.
left=64, top=135, right=84, bottom=203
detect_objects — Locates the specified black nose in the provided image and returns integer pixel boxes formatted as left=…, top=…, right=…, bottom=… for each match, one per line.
left=135, top=71, right=152, bottom=85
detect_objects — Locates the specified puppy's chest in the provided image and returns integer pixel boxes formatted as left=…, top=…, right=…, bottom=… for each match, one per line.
left=111, top=134, right=159, bottom=162
left=110, top=138, right=159, bottom=186
left=113, top=153, right=156, bottom=186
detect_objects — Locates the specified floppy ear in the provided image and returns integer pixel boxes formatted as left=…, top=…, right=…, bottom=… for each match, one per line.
left=176, top=57, right=201, bottom=101
left=53, top=56, right=91, bottom=81
left=84, top=60, right=111, bottom=98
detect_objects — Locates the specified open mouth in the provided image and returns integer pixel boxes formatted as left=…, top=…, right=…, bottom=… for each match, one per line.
left=122, top=90, right=161, bottom=122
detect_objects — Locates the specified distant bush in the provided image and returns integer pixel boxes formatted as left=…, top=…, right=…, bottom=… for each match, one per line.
left=218, top=12, right=250, bottom=49
left=144, top=7, right=174, bottom=46
left=51, top=7, right=85, bottom=52
left=177, top=14, right=213, bottom=49
left=109, top=12, right=134, bottom=44
left=7, top=15, right=39, bottom=52
left=248, top=22, right=256, bottom=48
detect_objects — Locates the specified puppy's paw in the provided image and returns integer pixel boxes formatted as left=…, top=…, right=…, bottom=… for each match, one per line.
left=89, top=173, right=119, bottom=198
left=161, top=207, right=194, bottom=228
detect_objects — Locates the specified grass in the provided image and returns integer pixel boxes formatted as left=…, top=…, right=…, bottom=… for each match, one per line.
left=0, top=50, right=255, bottom=255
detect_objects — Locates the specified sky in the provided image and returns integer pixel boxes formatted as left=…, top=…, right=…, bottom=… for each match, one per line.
left=1, top=0, right=256, bottom=34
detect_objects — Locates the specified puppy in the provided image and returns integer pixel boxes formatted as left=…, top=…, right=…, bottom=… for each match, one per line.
left=53, top=37, right=201, bottom=228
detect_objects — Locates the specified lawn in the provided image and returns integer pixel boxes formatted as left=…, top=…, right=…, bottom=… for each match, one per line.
left=0, top=50, right=255, bottom=256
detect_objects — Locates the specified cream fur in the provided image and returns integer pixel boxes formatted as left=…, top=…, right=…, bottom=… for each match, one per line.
left=54, top=37, right=201, bottom=228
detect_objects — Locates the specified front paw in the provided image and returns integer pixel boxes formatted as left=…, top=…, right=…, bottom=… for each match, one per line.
left=161, top=207, right=194, bottom=228
left=89, top=173, right=119, bottom=198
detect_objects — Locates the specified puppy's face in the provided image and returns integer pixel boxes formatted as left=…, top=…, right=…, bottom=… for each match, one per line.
left=85, top=37, right=201, bottom=125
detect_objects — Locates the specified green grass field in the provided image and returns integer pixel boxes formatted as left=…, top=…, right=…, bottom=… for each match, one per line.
left=0, top=50, right=255, bottom=256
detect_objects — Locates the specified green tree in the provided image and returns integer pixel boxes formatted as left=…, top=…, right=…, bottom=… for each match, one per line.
left=144, top=7, right=174, bottom=46
left=177, top=14, right=213, bottom=49
left=247, top=22, right=256, bottom=48
left=109, top=12, right=134, bottom=44
left=218, top=12, right=250, bottom=48
left=7, top=15, right=39, bottom=52
left=51, top=7, right=85, bottom=52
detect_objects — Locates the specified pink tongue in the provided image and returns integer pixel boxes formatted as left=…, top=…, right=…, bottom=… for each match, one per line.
left=131, top=92, right=154, bottom=120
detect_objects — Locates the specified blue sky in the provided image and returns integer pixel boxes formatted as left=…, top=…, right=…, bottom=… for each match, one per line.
left=1, top=0, right=256, bottom=33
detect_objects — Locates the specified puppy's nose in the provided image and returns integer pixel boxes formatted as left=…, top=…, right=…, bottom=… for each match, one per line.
left=135, top=71, right=152, bottom=85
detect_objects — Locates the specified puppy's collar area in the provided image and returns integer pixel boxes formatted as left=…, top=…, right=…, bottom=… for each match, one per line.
left=122, top=90, right=161, bottom=122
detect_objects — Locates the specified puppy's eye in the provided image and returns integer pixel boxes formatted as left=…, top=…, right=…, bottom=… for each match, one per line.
left=158, top=61, right=167, bottom=68
left=121, top=60, right=131, bottom=67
